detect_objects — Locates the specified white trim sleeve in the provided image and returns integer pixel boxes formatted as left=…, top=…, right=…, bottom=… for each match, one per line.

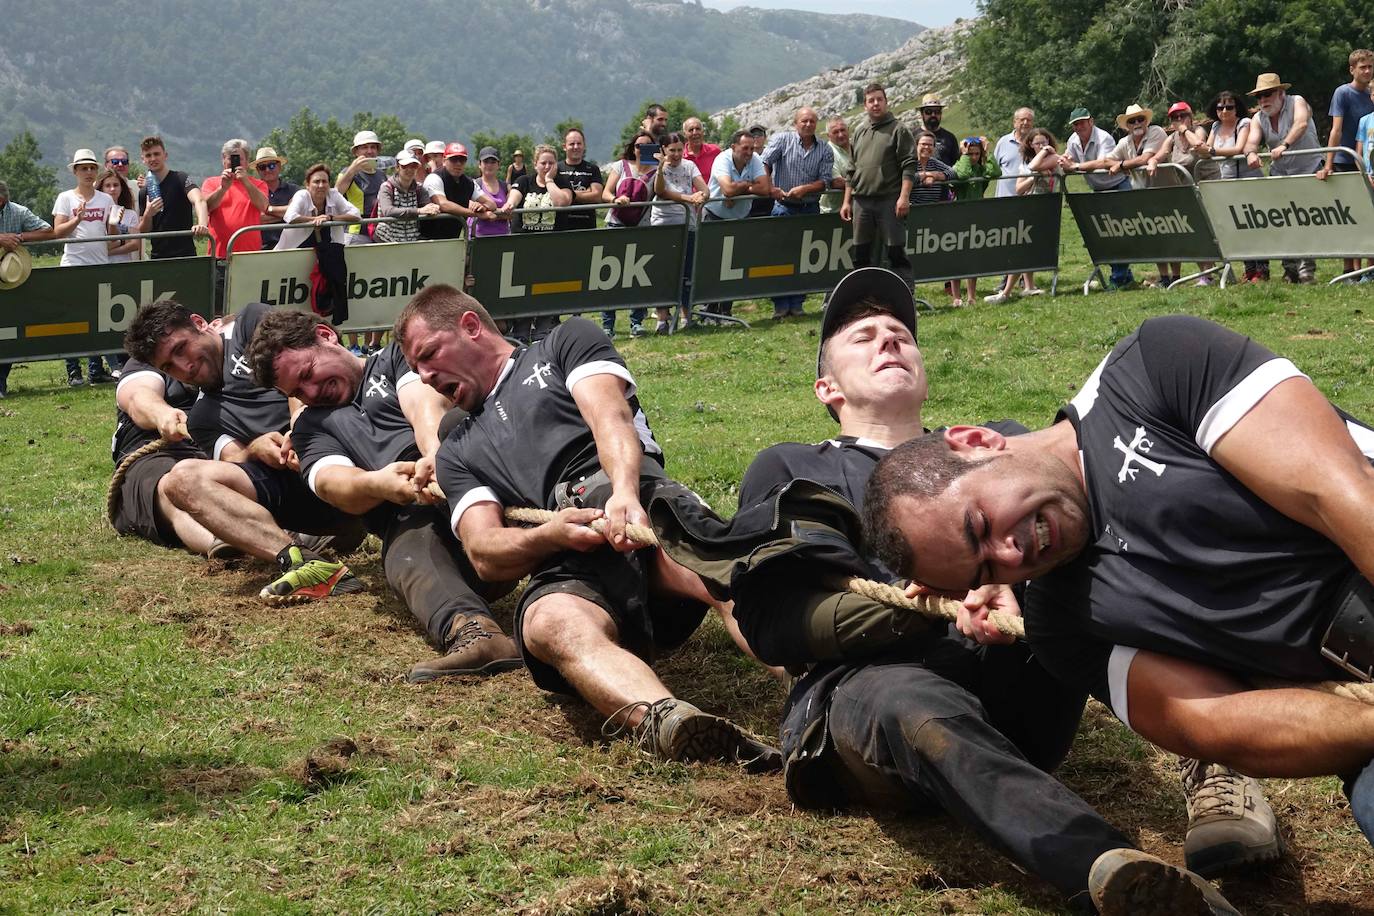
left=114, top=370, right=165, bottom=397
left=395, top=370, right=421, bottom=390
left=212, top=434, right=237, bottom=461
left=450, top=486, right=501, bottom=535
left=1106, top=645, right=1140, bottom=730
left=1195, top=358, right=1306, bottom=454
left=565, top=360, right=636, bottom=399
left=305, top=454, right=356, bottom=496
left=1069, top=354, right=1109, bottom=419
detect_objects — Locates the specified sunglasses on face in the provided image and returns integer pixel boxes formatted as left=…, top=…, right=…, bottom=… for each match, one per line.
left=107, top=158, right=129, bottom=166
left=1127, top=116, right=1147, bottom=125
left=1256, top=89, right=1278, bottom=99
left=921, top=108, right=941, bottom=115
left=1216, top=103, right=1236, bottom=111
left=256, top=162, right=279, bottom=171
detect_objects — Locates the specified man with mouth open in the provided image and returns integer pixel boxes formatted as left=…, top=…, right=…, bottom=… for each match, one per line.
left=863, top=314, right=1374, bottom=864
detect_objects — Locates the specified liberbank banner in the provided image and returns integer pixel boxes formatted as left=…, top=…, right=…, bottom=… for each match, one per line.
left=469, top=225, right=687, bottom=319
left=693, top=214, right=854, bottom=301
left=905, top=193, right=1061, bottom=282
left=225, top=239, right=465, bottom=330
left=0, top=257, right=214, bottom=362
left=1197, top=172, right=1374, bottom=260
left=1067, top=185, right=1221, bottom=264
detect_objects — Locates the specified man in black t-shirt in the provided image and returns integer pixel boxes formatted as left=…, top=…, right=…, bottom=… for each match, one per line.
left=865, top=315, right=1374, bottom=855
left=136, top=135, right=210, bottom=260
left=556, top=128, right=603, bottom=232
left=394, top=284, right=778, bottom=771
left=110, top=359, right=219, bottom=553
left=653, top=269, right=1237, bottom=914
left=244, top=309, right=521, bottom=680
left=124, top=300, right=366, bottom=605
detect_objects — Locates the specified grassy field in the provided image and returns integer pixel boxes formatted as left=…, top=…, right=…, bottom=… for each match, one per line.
left=2, top=208, right=1373, bottom=914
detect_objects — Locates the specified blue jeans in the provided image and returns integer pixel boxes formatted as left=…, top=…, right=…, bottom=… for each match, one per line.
left=1346, top=756, right=1374, bottom=848
left=770, top=200, right=820, bottom=315
left=1098, top=177, right=1135, bottom=286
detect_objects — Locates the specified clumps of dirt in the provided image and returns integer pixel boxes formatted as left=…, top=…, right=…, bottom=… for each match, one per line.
left=0, top=621, right=33, bottom=636
left=160, top=763, right=272, bottom=797
left=521, top=866, right=663, bottom=916
left=692, top=779, right=786, bottom=816
left=294, top=736, right=358, bottom=789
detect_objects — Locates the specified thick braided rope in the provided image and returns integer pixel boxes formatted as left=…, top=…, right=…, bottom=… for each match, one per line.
left=445, top=497, right=1374, bottom=705
left=106, top=437, right=175, bottom=526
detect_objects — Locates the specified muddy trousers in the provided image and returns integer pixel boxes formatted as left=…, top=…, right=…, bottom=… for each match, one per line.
left=825, top=640, right=1133, bottom=906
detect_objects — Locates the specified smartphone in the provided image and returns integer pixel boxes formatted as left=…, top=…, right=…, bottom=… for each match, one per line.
left=637, top=143, right=661, bottom=164
left=229, top=153, right=242, bottom=169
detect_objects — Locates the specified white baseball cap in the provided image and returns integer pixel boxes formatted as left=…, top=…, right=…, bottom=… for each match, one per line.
left=396, top=150, right=420, bottom=167
left=423, top=140, right=446, bottom=156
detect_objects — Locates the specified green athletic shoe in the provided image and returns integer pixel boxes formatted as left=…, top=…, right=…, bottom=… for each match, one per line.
left=259, top=546, right=364, bottom=606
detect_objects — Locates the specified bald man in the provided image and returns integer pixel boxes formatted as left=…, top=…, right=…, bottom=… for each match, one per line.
left=760, top=106, right=834, bottom=318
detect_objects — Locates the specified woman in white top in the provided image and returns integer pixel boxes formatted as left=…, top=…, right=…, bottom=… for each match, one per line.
left=274, top=162, right=360, bottom=250
left=98, top=169, right=142, bottom=263
left=53, top=149, right=117, bottom=267
left=53, top=149, right=121, bottom=384
left=1206, top=90, right=1265, bottom=282
left=650, top=131, right=707, bottom=333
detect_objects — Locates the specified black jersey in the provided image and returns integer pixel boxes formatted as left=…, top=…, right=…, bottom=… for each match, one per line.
left=1026, top=316, right=1374, bottom=716
left=294, top=342, right=423, bottom=487
left=186, top=303, right=290, bottom=458
left=111, top=359, right=203, bottom=464
left=436, top=318, right=662, bottom=533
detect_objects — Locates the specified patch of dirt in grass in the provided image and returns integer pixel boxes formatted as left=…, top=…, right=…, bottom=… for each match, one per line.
left=160, top=763, right=272, bottom=797
left=0, top=621, right=33, bottom=636
left=520, top=866, right=665, bottom=916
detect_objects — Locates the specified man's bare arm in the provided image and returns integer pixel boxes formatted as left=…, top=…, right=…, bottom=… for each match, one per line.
left=117, top=375, right=189, bottom=441
left=570, top=373, right=645, bottom=550
left=458, top=502, right=606, bottom=582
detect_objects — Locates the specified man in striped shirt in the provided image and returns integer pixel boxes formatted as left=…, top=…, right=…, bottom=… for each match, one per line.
left=760, top=107, right=834, bottom=319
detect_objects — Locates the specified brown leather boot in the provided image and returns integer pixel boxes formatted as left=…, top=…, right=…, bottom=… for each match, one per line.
left=405, top=614, right=522, bottom=683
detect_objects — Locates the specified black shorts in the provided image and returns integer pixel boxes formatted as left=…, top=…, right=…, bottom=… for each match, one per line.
left=238, top=461, right=354, bottom=535
left=1333, top=160, right=1359, bottom=173
left=111, top=452, right=185, bottom=547
left=514, top=476, right=709, bottom=695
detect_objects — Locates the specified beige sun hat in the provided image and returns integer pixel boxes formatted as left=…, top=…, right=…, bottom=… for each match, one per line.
left=920, top=92, right=946, bottom=108
left=250, top=146, right=287, bottom=168
left=0, top=246, right=33, bottom=290
left=69, top=148, right=100, bottom=171
left=1247, top=73, right=1292, bottom=95
left=1115, top=104, right=1154, bottom=129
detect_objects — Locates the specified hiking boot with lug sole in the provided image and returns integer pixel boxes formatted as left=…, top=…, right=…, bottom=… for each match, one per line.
left=603, top=698, right=782, bottom=773
left=406, top=613, right=523, bottom=683
left=1180, top=757, right=1283, bottom=876
left=259, top=545, right=364, bottom=606
left=1089, top=849, right=1240, bottom=915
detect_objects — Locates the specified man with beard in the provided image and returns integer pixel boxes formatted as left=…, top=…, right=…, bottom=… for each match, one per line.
left=123, top=300, right=366, bottom=603
left=245, top=308, right=522, bottom=680
left=918, top=93, right=959, bottom=166
left=1243, top=73, right=1322, bottom=283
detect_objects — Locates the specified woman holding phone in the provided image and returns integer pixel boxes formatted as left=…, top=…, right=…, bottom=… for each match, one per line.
left=650, top=131, right=708, bottom=333
left=599, top=131, right=658, bottom=337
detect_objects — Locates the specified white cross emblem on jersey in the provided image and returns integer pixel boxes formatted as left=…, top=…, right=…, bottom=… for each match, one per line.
left=366, top=374, right=390, bottom=398
left=522, top=362, right=555, bottom=390
left=230, top=353, right=251, bottom=377
left=1113, top=426, right=1166, bottom=483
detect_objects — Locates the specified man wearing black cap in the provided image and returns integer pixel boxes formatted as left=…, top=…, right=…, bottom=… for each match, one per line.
left=652, top=267, right=1239, bottom=914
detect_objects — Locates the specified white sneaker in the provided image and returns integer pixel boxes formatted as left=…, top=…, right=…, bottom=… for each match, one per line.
left=984, top=291, right=1010, bottom=304
left=1022, top=287, right=1045, bottom=296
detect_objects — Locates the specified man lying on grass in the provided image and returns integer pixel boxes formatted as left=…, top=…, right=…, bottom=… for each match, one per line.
left=864, top=313, right=1374, bottom=858
left=124, top=300, right=366, bottom=603
left=394, top=284, right=779, bottom=770
left=244, top=307, right=522, bottom=682
left=650, top=269, right=1242, bottom=915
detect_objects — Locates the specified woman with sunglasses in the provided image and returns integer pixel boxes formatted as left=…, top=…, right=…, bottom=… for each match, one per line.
left=1205, top=91, right=1265, bottom=282
left=951, top=136, right=999, bottom=305
left=1146, top=102, right=1221, bottom=286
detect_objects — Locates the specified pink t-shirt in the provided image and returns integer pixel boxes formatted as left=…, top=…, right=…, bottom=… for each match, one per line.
left=201, top=175, right=269, bottom=257
left=684, top=142, right=722, bottom=182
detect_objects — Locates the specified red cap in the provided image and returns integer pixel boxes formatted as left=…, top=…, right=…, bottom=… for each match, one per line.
left=443, top=142, right=469, bottom=159
left=1167, top=101, right=1193, bottom=117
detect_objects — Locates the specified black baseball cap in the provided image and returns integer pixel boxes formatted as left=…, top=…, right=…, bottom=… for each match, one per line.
left=817, top=267, right=917, bottom=378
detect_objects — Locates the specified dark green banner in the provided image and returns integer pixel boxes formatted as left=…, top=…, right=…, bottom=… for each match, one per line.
left=1067, top=184, right=1221, bottom=264
left=905, top=193, right=1063, bottom=282
left=468, top=225, right=688, bottom=319
left=0, top=257, right=215, bottom=363
left=693, top=214, right=854, bottom=301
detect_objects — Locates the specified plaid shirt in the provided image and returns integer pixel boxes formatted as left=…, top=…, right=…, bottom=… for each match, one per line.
left=761, top=130, right=834, bottom=198
left=0, top=200, right=51, bottom=236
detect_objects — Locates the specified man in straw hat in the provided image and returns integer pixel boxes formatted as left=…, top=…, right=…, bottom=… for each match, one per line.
left=250, top=147, right=298, bottom=250
left=918, top=91, right=959, bottom=166
left=1242, top=72, right=1322, bottom=283
left=649, top=268, right=1246, bottom=913
left=863, top=314, right=1374, bottom=863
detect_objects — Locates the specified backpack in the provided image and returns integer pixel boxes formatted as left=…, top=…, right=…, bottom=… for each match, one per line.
left=610, top=160, right=653, bottom=226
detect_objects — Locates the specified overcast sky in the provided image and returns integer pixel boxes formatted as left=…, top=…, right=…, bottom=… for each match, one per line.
left=700, top=0, right=979, bottom=27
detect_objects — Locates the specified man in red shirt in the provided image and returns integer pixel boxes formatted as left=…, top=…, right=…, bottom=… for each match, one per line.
left=682, top=117, right=721, bottom=178
left=202, top=138, right=271, bottom=311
